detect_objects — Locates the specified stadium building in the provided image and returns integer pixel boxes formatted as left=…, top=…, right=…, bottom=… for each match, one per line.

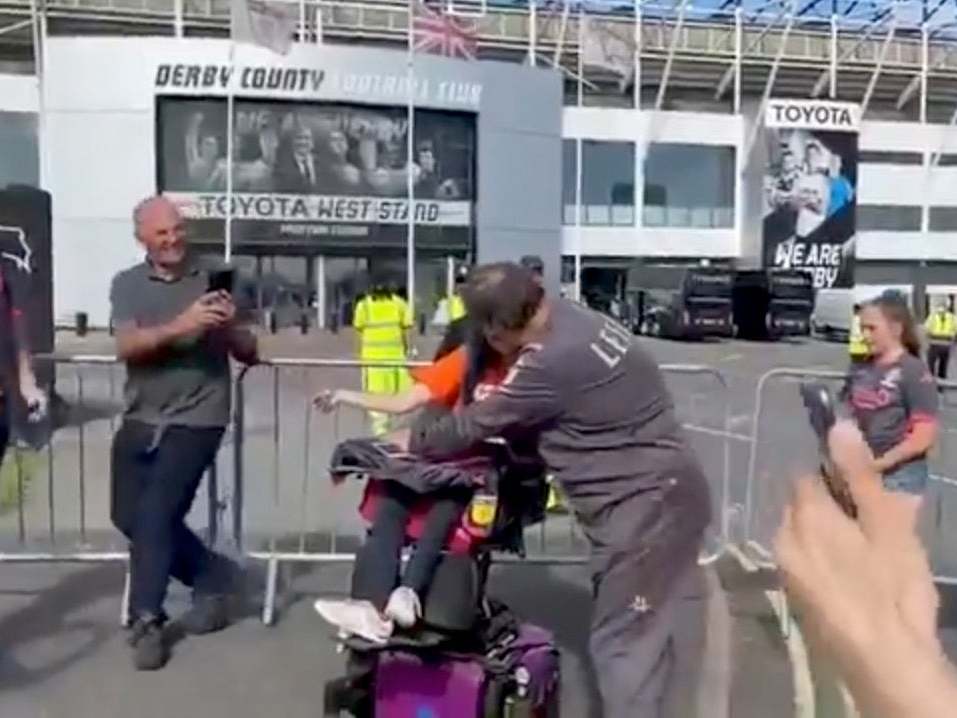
left=1, top=0, right=956, bottom=326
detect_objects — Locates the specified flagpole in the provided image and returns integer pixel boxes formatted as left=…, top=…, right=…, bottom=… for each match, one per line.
left=553, top=0, right=570, bottom=66
left=29, top=0, right=46, bottom=189
left=224, top=41, right=236, bottom=264
left=577, top=6, right=584, bottom=108
left=633, top=0, right=641, bottom=109
left=575, top=7, right=583, bottom=302
left=406, top=3, right=416, bottom=322
left=528, top=0, right=537, bottom=66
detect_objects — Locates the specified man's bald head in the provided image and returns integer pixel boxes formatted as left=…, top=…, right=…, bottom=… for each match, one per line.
left=133, top=195, right=180, bottom=240
left=132, top=195, right=188, bottom=271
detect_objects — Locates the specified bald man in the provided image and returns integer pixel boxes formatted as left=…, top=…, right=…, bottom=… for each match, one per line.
left=109, top=196, right=258, bottom=671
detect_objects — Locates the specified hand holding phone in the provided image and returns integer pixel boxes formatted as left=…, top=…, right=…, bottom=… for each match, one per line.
left=207, top=268, right=235, bottom=295
left=799, top=382, right=858, bottom=518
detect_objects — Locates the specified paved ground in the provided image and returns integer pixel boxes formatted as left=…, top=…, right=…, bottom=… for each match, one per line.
left=0, top=327, right=954, bottom=716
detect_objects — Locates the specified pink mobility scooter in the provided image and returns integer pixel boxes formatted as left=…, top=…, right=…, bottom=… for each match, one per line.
left=322, top=436, right=561, bottom=718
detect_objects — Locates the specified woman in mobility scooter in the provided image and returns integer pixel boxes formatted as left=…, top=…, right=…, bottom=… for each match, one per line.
left=313, top=334, right=516, bottom=641
left=314, top=329, right=559, bottom=717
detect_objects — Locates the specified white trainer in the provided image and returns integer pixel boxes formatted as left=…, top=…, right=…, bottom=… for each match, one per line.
left=313, top=598, right=393, bottom=644
left=384, top=586, right=422, bottom=629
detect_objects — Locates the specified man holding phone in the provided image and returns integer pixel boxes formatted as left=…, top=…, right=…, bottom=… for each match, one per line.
left=109, top=196, right=258, bottom=671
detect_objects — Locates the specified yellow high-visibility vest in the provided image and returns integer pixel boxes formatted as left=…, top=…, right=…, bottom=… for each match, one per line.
left=849, top=315, right=869, bottom=357
left=353, top=296, right=410, bottom=357
left=448, top=294, right=466, bottom=322
left=392, top=295, right=414, bottom=330
left=925, top=311, right=957, bottom=342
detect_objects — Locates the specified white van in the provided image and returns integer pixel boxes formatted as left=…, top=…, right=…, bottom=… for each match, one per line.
left=812, top=284, right=914, bottom=338
left=811, top=288, right=854, bottom=337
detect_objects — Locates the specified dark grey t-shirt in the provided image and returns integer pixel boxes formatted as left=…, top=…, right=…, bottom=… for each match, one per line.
left=844, top=353, right=939, bottom=458
left=411, top=299, right=712, bottom=578
left=110, top=260, right=231, bottom=428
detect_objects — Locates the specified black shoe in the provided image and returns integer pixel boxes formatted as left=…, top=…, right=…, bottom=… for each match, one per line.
left=128, top=615, right=168, bottom=671
left=179, top=593, right=230, bottom=635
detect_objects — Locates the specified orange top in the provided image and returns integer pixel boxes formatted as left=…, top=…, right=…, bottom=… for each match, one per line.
left=410, top=346, right=508, bottom=409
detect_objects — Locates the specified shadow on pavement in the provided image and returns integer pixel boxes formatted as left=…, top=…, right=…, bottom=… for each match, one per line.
left=0, top=562, right=124, bottom=692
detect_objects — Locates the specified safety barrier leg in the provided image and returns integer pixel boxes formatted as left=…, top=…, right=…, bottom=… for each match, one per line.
left=780, top=589, right=792, bottom=640
left=263, top=556, right=280, bottom=626
left=120, top=564, right=132, bottom=627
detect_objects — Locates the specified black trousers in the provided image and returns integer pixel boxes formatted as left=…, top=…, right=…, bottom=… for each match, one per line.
left=928, top=344, right=951, bottom=380
left=111, top=420, right=227, bottom=620
left=351, top=481, right=471, bottom=610
left=590, top=560, right=706, bottom=718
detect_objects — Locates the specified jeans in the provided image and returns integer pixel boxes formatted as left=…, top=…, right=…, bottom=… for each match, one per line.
left=351, top=481, right=471, bottom=610
left=882, top=460, right=929, bottom=495
left=111, top=420, right=227, bottom=619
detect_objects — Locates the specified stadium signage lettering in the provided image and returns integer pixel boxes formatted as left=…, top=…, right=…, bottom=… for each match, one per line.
left=765, top=99, right=860, bottom=131
left=771, top=104, right=852, bottom=127
left=774, top=239, right=844, bottom=289
left=171, top=193, right=468, bottom=226
left=154, top=64, right=482, bottom=107
left=155, top=64, right=324, bottom=92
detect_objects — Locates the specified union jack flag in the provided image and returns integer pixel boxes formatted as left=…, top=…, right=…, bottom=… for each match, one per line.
left=412, top=1, right=478, bottom=61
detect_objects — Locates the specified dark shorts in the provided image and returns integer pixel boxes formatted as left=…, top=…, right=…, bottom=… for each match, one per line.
left=882, top=460, right=929, bottom=495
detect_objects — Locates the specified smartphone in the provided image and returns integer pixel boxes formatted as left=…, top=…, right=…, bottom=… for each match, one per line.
left=207, top=268, right=235, bottom=294
left=799, top=382, right=857, bottom=518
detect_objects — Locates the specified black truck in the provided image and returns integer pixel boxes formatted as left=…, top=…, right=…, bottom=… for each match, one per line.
left=625, top=264, right=734, bottom=339
left=732, top=269, right=814, bottom=339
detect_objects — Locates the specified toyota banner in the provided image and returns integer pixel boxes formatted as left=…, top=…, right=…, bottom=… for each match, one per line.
left=762, top=99, right=860, bottom=289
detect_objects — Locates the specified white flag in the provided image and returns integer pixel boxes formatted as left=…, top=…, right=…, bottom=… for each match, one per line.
left=231, top=0, right=297, bottom=55
left=581, top=16, right=634, bottom=92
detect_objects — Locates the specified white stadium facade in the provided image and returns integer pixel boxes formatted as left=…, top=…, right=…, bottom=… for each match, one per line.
left=1, top=0, right=957, bottom=325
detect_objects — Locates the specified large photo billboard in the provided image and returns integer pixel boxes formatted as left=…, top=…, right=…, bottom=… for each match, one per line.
left=157, top=96, right=476, bottom=254
left=762, top=99, right=859, bottom=289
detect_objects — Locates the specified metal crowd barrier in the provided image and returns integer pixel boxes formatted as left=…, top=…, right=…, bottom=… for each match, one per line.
left=742, top=366, right=957, bottom=585
left=0, top=355, right=742, bottom=627
left=0, top=354, right=228, bottom=625
left=236, top=359, right=739, bottom=625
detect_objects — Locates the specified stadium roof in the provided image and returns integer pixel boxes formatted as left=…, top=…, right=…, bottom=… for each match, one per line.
left=2, top=0, right=957, bottom=119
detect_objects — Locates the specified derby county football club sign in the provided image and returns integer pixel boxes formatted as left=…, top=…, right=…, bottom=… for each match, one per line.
left=762, top=99, right=860, bottom=289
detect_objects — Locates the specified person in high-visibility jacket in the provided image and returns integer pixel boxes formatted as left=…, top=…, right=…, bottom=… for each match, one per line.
left=849, top=303, right=869, bottom=364
left=389, top=284, right=415, bottom=393
left=448, top=267, right=467, bottom=322
left=353, top=281, right=413, bottom=435
left=924, top=298, right=957, bottom=379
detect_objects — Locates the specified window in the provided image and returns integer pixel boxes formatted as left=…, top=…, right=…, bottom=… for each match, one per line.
left=562, top=139, right=577, bottom=225
left=935, top=154, right=957, bottom=167
left=643, top=143, right=735, bottom=228
left=929, top=207, right=957, bottom=231
left=858, top=150, right=923, bottom=165
left=857, top=205, right=921, bottom=231
left=0, top=112, right=39, bottom=188
left=581, top=140, right=635, bottom=226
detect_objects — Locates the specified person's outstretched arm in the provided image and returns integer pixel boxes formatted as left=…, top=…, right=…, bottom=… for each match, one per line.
left=314, top=346, right=467, bottom=416
left=775, top=421, right=957, bottom=718
left=315, top=384, right=432, bottom=416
